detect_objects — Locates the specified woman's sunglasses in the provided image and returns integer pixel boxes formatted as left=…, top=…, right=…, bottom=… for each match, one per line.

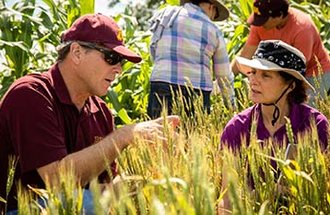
left=79, top=42, right=124, bottom=65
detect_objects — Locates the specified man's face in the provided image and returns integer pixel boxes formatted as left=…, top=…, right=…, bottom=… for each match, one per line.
left=77, top=43, right=123, bottom=97
left=261, top=16, right=283, bottom=30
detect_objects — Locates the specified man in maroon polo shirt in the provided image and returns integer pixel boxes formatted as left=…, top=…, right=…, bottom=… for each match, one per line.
left=0, top=13, right=180, bottom=213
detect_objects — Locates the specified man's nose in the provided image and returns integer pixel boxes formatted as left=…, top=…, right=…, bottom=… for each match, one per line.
left=112, top=63, right=122, bottom=75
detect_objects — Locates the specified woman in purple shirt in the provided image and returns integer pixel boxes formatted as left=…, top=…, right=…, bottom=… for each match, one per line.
left=218, top=40, right=329, bottom=214
left=221, top=40, right=328, bottom=151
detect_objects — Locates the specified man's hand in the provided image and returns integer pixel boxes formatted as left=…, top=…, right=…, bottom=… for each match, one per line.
left=132, top=115, right=180, bottom=143
left=38, top=116, right=180, bottom=187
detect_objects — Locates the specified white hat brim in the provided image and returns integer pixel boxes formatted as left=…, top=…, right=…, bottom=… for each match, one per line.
left=236, top=56, right=315, bottom=92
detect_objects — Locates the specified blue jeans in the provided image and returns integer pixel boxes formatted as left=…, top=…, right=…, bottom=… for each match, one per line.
left=306, top=71, right=330, bottom=106
left=147, top=81, right=211, bottom=119
left=6, top=189, right=94, bottom=215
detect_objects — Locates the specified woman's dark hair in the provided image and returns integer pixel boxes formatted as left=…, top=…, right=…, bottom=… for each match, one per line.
left=279, top=71, right=308, bottom=104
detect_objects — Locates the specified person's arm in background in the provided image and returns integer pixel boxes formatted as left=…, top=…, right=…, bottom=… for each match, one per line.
left=291, top=28, right=315, bottom=71
left=213, top=34, right=235, bottom=107
left=231, top=25, right=260, bottom=75
left=231, top=44, right=258, bottom=75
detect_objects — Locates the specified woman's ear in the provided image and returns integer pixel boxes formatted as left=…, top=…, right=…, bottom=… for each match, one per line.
left=290, top=81, right=296, bottom=91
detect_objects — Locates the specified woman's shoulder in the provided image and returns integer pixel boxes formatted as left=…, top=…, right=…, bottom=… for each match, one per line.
left=290, top=103, right=329, bottom=139
left=293, top=103, right=328, bottom=122
left=221, top=105, right=257, bottom=142
left=229, top=105, right=257, bottom=125
left=292, top=103, right=329, bottom=150
left=222, top=106, right=258, bottom=134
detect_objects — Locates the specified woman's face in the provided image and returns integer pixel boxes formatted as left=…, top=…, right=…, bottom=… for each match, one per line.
left=247, top=69, right=291, bottom=104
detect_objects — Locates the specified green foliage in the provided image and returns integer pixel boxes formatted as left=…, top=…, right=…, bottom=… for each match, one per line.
left=8, top=92, right=330, bottom=214
left=1, top=0, right=330, bottom=213
left=0, top=156, right=18, bottom=213
left=106, top=0, right=165, bottom=31
left=102, top=13, right=155, bottom=124
left=80, top=0, right=94, bottom=15
left=0, top=0, right=82, bottom=97
left=220, top=0, right=253, bottom=60
left=166, top=0, right=181, bottom=5
left=16, top=165, right=84, bottom=215
left=107, top=0, right=330, bottom=124
left=222, top=101, right=330, bottom=214
left=1, top=0, right=329, bottom=124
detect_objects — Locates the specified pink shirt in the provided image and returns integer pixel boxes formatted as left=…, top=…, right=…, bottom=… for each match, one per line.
left=247, top=8, right=330, bottom=77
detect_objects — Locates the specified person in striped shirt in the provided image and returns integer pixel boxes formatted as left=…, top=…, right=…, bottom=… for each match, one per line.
left=148, top=0, right=235, bottom=118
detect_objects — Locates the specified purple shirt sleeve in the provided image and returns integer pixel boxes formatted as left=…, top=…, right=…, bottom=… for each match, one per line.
left=221, top=106, right=255, bottom=150
left=313, top=109, right=329, bottom=150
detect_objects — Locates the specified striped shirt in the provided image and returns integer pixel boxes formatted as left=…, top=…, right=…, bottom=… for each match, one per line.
left=150, top=3, right=233, bottom=92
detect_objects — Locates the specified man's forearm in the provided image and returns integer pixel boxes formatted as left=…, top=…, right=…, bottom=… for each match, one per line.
left=38, top=125, right=135, bottom=186
left=37, top=116, right=180, bottom=187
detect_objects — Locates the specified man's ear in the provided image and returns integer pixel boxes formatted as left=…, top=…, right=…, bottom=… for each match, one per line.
left=70, top=42, right=83, bottom=64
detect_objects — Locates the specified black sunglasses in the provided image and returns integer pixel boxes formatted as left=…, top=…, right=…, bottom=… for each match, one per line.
left=79, top=43, right=124, bottom=65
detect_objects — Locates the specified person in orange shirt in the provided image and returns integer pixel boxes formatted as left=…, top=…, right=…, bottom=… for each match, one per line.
left=231, top=0, right=330, bottom=104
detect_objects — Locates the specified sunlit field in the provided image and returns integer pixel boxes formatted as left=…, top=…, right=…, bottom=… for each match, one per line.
left=4, top=85, right=330, bottom=214
left=1, top=0, right=329, bottom=214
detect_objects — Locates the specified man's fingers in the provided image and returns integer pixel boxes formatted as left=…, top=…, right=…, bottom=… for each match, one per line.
left=153, top=115, right=180, bottom=128
left=133, top=116, right=180, bottom=146
left=166, top=115, right=180, bottom=128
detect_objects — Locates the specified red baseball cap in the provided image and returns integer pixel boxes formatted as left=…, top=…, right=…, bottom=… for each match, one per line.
left=61, top=13, right=142, bottom=63
left=247, top=0, right=289, bottom=26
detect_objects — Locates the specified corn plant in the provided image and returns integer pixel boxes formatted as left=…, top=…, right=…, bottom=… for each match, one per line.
left=0, top=0, right=84, bottom=97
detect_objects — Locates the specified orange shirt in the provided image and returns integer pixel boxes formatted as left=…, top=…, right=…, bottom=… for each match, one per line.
left=247, top=8, right=330, bottom=77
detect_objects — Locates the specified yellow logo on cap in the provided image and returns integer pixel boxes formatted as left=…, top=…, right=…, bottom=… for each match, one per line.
left=253, top=6, right=261, bottom=15
left=117, top=29, right=123, bottom=42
